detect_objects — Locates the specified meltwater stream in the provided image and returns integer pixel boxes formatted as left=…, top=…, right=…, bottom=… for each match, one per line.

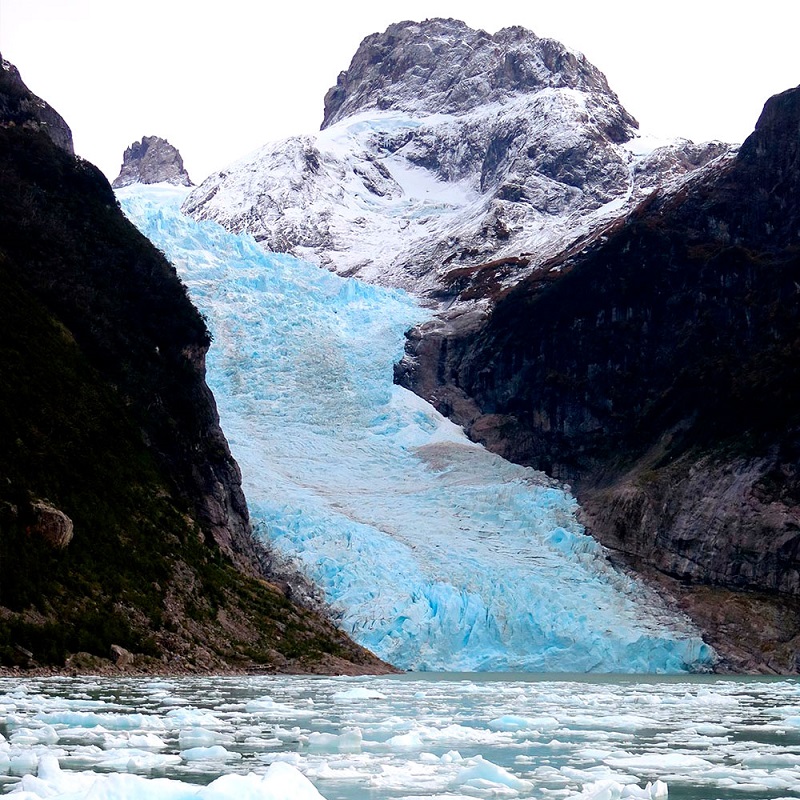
left=119, top=185, right=712, bottom=673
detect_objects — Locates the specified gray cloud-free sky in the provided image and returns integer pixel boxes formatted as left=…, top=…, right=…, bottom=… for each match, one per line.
left=1, top=0, right=797, bottom=183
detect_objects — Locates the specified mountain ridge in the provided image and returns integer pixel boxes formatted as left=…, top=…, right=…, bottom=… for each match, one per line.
left=112, top=135, right=194, bottom=189
left=321, top=18, right=635, bottom=132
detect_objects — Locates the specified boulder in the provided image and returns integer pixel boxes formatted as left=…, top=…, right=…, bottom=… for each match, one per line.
left=110, top=644, right=134, bottom=668
left=30, top=501, right=73, bottom=549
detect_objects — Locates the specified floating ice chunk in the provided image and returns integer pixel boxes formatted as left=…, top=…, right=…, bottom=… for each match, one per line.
left=453, top=755, right=532, bottom=791
left=179, top=728, right=226, bottom=749
left=736, top=752, right=800, bottom=768
left=9, top=755, right=325, bottom=800
left=103, top=732, right=167, bottom=750
left=166, top=708, right=226, bottom=728
left=8, top=751, right=38, bottom=776
left=181, top=745, right=242, bottom=761
left=488, top=715, right=559, bottom=731
left=258, top=751, right=304, bottom=766
left=568, top=779, right=669, bottom=800
left=690, top=723, right=729, bottom=736
left=576, top=748, right=615, bottom=760
left=10, top=726, right=58, bottom=745
left=566, top=715, right=657, bottom=732
left=35, top=711, right=165, bottom=730
left=244, top=696, right=315, bottom=717
left=605, top=753, right=712, bottom=771
left=130, top=733, right=167, bottom=750
left=419, top=723, right=511, bottom=746
left=35, top=754, right=61, bottom=781
left=201, top=761, right=327, bottom=799
left=305, top=728, right=362, bottom=752
left=160, top=696, right=191, bottom=706
left=384, top=731, right=424, bottom=750
left=94, top=748, right=182, bottom=771
left=332, top=687, right=386, bottom=701
left=273, top=725, right=304, bottom=742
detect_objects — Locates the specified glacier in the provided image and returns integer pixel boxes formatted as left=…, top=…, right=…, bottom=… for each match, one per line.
left=119, top=184, right=713, bottom=673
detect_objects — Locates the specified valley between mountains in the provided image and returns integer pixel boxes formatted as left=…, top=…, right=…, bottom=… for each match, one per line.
left=1, top=17, right=798, bottom=674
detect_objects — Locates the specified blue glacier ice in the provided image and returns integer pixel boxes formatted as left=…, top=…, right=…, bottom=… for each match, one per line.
left=118, top=185, right=713, bottom=673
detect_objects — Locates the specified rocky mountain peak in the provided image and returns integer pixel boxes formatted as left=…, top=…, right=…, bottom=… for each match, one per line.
left=185, top=17, right=726, bottom=303
left=112, top=135, right=193, bottom=189
left=322, top=18, right=636, bottom=134
left=0, top=54, right=74, bottom=154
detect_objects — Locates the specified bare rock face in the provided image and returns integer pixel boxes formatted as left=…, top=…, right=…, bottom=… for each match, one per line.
left=113, top=136, right=193, bottom=189
left=0, top=56, right=392, bottom=674
left=30, top=501, right=73, bottom=549
left=0, top=54, right=74, bottom=154
left=322, top=18, right=634, bottom=133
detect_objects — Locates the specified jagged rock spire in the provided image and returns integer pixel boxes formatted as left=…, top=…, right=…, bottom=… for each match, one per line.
left=112, top=135, right=193, bottom=188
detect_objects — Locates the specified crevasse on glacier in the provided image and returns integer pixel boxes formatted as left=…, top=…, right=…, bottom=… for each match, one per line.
left=119, top=185, right=713, bottom=673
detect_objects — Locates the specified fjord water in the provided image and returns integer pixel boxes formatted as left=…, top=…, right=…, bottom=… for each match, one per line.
left=118, top=185, right=712, bottom=673
left=3, top=674, right=800, bottom=800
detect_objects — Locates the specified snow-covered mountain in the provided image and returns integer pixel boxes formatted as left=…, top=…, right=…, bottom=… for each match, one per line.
left=183, top=18, right=730, bottom=303
left=120, top=184, right=713, bottom=672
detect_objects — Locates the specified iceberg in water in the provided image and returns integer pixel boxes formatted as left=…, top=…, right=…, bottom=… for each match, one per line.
left=119, top=185, right=713, bottom=673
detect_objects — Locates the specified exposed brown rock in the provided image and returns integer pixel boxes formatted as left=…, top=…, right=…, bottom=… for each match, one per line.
left=110, top=644, right=134, bottom=668
left=30, top=501, right=73, bottom=549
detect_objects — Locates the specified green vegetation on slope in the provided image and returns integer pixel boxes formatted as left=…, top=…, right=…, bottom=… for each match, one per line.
left=0, top=125, right=386, bottom=673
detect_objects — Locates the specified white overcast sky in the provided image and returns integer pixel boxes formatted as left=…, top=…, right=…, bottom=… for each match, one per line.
left=1, top=0, right=797, bottom=183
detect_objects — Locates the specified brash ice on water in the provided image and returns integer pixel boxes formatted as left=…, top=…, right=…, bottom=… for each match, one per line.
left=119, top=185, right=713, bottom=673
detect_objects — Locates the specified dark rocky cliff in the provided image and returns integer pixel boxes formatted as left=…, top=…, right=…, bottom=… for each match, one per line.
left=400, top=85, right=800, bottom=672
left=0, top=56, right=73, bottom=154
left=0, top=56, right=388, bottom=674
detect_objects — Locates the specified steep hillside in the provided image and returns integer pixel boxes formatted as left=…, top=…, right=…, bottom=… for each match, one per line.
left=0, top=56, right=389, bottom=674
left=399, top=85, right=800, bottom=672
